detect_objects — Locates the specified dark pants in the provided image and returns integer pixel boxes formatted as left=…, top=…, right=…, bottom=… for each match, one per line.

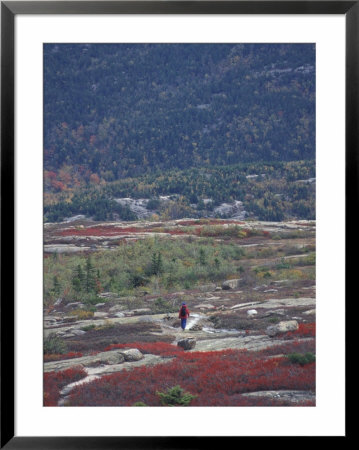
left=181, top=318, right=187, bottom=330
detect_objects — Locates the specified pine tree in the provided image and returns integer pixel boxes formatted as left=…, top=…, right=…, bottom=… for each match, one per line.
left=151, top=252, right=163, bottom=276
left=72, top=264, right=85, bottom=292
left=52, top=275, right=61, bottom=296
left=85, top=256, right=97, bottom=293
left=199, top=248, right=207, bottom=265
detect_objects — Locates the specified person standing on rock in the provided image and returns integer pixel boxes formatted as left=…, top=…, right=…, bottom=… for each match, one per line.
left=179, top=302, right=190, bottom=331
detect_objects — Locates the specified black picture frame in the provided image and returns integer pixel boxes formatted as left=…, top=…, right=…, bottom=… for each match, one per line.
left=1, top=1, right=353, bottom=447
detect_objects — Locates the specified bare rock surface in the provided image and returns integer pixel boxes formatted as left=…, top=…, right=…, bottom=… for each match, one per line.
left=260, top=297, right=315, bottom=308
left=44, top=348, right=144, bottom=372
left=266, top=320, right=299, bottom=337
left=240, top=390, right=315, bottom=404
left=191, top=335, right=312, bottom=352
left=44, top=313, right=170, bottom=338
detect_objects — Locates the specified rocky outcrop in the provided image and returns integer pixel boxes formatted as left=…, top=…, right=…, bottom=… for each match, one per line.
left=266, top=320, right=299, bottom=337
left=192, top=335, right=311, bottom=353
left=240, top=390, right=315, bottom=404
left=44, top=348, right=144, bottom=372
left=177, top=338, right=196, bottom=350
left=198, top=283, right=217, bottom=292
left=222, top=279, right=241, bottom=290
left=119, top=348, right=144, bottom=362
left=89, top=352, right=125, bottom=366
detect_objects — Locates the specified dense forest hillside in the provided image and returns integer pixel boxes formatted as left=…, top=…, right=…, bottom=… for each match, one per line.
left=44, top=44, right=315, bottom=222
left=44, top=160, right=315, bottom=222
left=44, top=44, right=315, bottom=177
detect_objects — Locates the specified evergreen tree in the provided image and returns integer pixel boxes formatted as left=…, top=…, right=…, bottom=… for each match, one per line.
left=52, top=275, right=61, bottom=296
left=199, top=248, right=207, bottom=266
left=85, top=256, right=97, bottom=293
left=156, top=385, right=197, bottom=406
left=151, top=252, right=163, bottom=276
left=72, top=264, right=85, bottom=292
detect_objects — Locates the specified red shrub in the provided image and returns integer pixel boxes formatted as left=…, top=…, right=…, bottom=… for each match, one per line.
left=67, top=348, right=315, bottom=407
left=257, top=339, right=315, bottom=357
left=44, top=366, right=87, bottom=406
left=57, top=219, right=249, bottom=238
left=286, top=323, right=316, bottom=338
left=58, top=226, right=145, bottom=237
left=44, top=352, right=83, bottom=362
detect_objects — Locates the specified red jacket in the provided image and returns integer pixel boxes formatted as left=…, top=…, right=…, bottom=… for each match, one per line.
left=178, top=305, right=190, bottom=319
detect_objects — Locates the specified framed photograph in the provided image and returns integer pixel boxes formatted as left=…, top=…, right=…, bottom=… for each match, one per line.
left=1, top=1, right=352, bottom=447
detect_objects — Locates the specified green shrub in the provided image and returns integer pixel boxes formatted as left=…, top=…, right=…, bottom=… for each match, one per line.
left=156, top=385, right=197, bottom=406
left=153, top=297, right=178, bottom=314
left=44, top=334, right=67, bottom=355
left=287, top=352, right=315, bottom=366
left=268, top=317, right=280, bottom=324
left=276, top=258, right=292, bottom=270
left=128, top=273, right=149, bottom=289
left=83, top=295, right=104, bottom=306
left=80, top=324, right=96, bottom=332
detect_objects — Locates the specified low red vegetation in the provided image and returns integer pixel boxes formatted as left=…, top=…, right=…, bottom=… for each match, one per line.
left=44, top=366, right=87, bottom=406
left=44, top=352, right=83, bottom=362
left=177, top=219, right=245, bottom=227
left=56, top=219, right=252, bottom=238
left=257, top=338, right=315, bottom=357
left=67, top=347, right=315, bottom=407
left=58, top=226, right=146, bottom=237
left=286, top=323, right=316, bottom=338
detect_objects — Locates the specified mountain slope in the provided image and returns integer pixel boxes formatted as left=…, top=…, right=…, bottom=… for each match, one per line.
left=44, top=43, right=315, bottom=179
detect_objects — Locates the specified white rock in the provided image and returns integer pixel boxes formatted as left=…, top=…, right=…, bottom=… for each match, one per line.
left=118, top=348, right=144, bottom=362
left=266, top=320, right=299, bottom=337
left=94, top=312, right=108, bottom=318
left=70, top=329, right=86, bottom=336
left=247, top=309, right=258, bottom=316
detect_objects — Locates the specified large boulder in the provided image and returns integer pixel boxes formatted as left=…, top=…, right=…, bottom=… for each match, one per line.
left=98, top=352, right=125, bottom=365
left=65, top=302, right=85, bottom=309
left=222, top=279, right=241, bottom=290
left=63, top=316, right=78, bottom=323
left=88, top=351, right=126, bottom=366
left=118, top=348, right=144, bottom=362
left=177, top=338, right=196, bottom=350
left=94, top=312, right=108, bottom=318
left=266, top=320, right=299, bottom=337
left=198, top=283, right=217, bottom=292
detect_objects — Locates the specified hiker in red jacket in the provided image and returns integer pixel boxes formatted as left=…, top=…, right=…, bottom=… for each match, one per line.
left=179, top=302, right=190, bottom=331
